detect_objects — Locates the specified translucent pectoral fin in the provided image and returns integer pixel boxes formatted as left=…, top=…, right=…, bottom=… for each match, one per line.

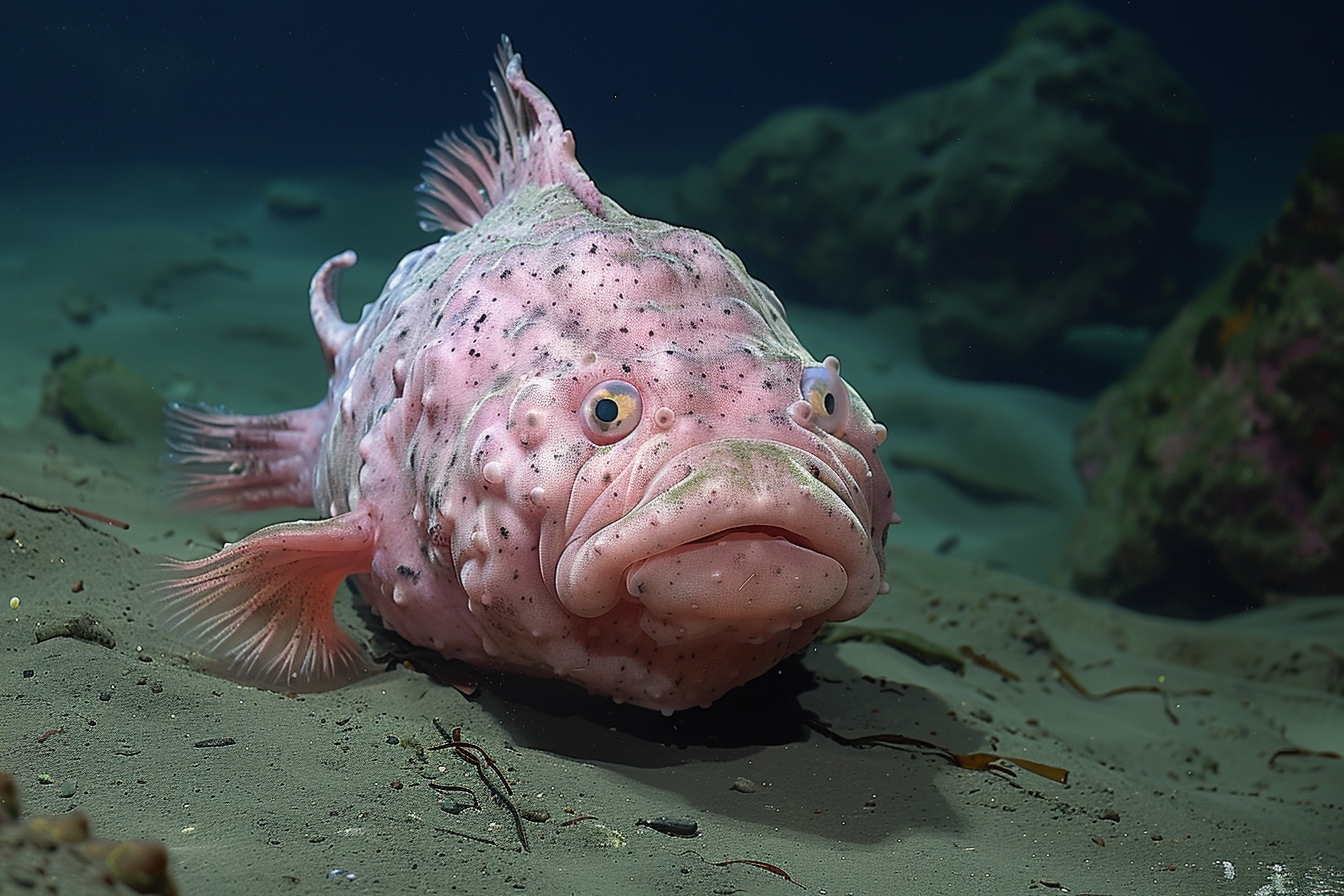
left=158, top=511, right=378, bottom=691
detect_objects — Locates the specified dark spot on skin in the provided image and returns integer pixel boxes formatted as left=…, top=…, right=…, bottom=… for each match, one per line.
left=500, top=527, right=510, bottom=540
left=500, top=269, right=511, bottom=279
left=396, top=565, right=420, bottom=583
left=589, top=243, right=598, bottom=254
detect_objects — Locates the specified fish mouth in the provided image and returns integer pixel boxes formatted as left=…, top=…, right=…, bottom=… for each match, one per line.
left=555, top=439, right=881, bottom=645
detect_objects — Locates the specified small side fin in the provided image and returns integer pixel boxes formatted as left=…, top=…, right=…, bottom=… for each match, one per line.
left=165, top=403, right=327, bottom=511
left=309, top=250, right=359, bottom=373
left=416, top=34, right=604, bottom=233
left=158, top=512, right=378, bottom=692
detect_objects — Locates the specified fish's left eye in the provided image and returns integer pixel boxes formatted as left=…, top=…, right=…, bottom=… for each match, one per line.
left=580, top=380, right=642, bottom=444
left=800, top=356, right=851, bottom=436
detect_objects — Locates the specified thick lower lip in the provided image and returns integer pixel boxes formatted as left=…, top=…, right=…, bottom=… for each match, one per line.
left=554, top=439, right=881, bottom=629
left=622, top=526, right=849, bottom=645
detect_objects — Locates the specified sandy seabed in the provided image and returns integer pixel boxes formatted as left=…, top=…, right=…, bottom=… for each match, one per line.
left=1, top=165, right=1341, bottom=895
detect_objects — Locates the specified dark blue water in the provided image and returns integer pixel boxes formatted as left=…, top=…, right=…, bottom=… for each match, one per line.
left=6, top=1, right=1342, bottom=229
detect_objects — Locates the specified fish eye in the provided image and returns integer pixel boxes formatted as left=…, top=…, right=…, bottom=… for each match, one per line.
left=580, top=380, right=642, bottom=444
left=800, top=356, right=851, bottom=436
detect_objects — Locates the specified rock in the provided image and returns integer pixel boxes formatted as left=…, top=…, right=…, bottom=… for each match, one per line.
left=266, top=180, right=324, bottom=219
left=41, top=349, right=164, bottom=444
left=1061, top=135, right=1344, bottom=615
left=0, top=771, right=180, bottom=896
left=676, top=2, right=1208, bottom=386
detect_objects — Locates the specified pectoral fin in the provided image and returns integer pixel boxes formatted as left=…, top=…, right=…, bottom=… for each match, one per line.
left=159, top=511, right=377, bottom=691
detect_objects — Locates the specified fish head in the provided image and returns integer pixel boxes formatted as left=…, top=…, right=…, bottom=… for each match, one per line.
left=449, top=223, right=896, bottom=709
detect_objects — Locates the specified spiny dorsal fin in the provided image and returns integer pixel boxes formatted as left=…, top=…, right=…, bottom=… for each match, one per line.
left=416, top=35, right=604, bottom=233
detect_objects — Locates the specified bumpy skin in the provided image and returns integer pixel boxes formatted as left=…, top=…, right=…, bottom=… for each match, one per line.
left=314, top=189, right=891, bottom=709
left=165, top=40, right=894, bottom=712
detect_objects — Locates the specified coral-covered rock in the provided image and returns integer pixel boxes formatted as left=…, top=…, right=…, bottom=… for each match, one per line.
left=676, top=2, right=1208, bottom=383
left=1062, top=135, right=1344, bottom=616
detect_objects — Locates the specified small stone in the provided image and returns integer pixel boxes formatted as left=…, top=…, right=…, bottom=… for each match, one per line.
left=33, top=613, right=116, bottom=649
left=729, top=776, right=758, bottom=793
left=515, top=799, right=551, bottom=823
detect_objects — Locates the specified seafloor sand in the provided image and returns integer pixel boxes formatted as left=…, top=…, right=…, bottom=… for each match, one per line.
left=1, top=166, right=1342, bottom=894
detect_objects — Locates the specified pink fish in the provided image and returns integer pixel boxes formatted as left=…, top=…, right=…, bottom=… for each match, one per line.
left=162, top=37, right=896, bottom=712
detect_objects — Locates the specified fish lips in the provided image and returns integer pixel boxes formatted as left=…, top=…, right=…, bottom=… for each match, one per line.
left=555, top=439, right=882, bottom=645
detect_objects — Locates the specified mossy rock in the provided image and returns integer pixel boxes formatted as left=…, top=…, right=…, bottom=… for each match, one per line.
left=41, top=351, right=164, bottom=444
left=1063, top=134, right=1344, bottom=614
left=675, top=2, right=1209, bottom=387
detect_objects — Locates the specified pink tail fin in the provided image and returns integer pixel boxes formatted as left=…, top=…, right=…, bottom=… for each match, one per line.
left=165, top=402, right=328, bottom=511
left=158, top=511, right=377, bottom=691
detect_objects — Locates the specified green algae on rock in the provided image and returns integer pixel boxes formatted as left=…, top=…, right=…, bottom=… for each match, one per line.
left=41, top=349, right=164, bottom=444
left=1063, top=135, right=1344, bottom=616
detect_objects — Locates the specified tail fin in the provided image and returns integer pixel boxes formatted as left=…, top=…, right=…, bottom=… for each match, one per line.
left=165, top=402, right=328, bottom=511
left=416, top=35, right=603, bottom=233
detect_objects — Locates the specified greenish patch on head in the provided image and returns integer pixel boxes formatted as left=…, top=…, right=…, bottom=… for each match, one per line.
left=651, top=439, right=826, bottom=512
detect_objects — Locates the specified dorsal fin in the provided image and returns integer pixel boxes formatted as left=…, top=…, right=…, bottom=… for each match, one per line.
left=416, top=35, right=605, bottom=233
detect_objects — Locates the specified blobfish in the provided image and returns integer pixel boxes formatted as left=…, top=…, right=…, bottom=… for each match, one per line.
left=162, top=37, right=897, bottom=713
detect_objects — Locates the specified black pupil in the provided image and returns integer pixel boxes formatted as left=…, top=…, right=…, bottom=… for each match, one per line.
left=594, top=397, right=620, bottom=423
left=823, top=392, right=835, bottom=415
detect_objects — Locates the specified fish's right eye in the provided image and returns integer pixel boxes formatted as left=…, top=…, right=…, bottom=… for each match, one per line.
left=580, top=380, right=642, bottom=445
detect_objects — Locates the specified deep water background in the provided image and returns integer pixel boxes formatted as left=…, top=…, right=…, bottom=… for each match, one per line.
left=4, top=1, right=1343, bottom=252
